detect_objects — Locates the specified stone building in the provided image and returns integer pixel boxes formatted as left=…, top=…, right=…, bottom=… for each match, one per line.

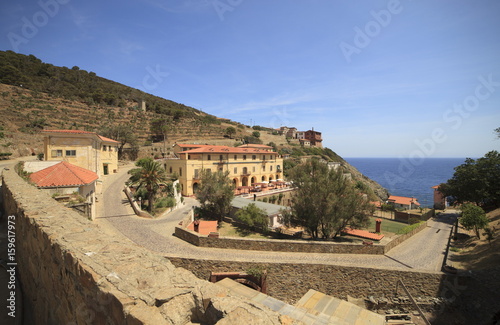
left=165, top=144, right=284, bottom=196
left=42, top=129, right=119, bottom=178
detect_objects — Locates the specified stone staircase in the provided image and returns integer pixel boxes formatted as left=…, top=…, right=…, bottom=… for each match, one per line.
left=216, top=278, right=386, bottom=325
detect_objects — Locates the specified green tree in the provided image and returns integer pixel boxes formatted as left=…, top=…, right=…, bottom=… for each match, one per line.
left=225, top=126, right=236, bottom=139
left=236, top=203, right=269, bottom=232
left=284, top=159, right=373, bottom=239
left=495, top=127, right=500, bottom=139
left=460, top=204, right=489, bottom=239
left=196, top=170, right=234, bottom=222
left=150, top=117, right=171, bottom=153
left=439, top=151, right=500, bottom=207
left=128, top=158, right=168, bottom=213
left=252, top=131, right=260, bottom=138
left=100, top=124, right=138, bottom=159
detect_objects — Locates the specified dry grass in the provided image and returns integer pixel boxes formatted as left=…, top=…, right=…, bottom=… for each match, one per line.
left=449, top=207, right=500, bottom=270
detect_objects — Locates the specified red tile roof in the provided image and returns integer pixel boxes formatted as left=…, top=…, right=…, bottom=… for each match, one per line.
left=30, top=161, right=98, bottom=188
left=187, top=221, right=218, bottom=235
left=182, top=145, right=278, bottom=155
left=42, top=129, right=119, bottom=143
left=342, top=228, right=385, bottom=241
left=238, top=144, right=273, bottom=149
left=387, top=195, right=420, bottom=206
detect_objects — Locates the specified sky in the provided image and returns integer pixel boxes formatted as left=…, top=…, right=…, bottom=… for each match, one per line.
left=1, top=0, right=499, bottom=158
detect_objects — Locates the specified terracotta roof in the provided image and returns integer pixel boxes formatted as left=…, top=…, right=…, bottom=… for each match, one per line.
left=182, top=145, right=278, bottom=155
left=43, top=129, right=119, bottom=143
left=187, top=221, right=218, bottom=235
left=387, top=195, right=420, bottom=206
left=175, top=144, right=213, bottom=148
left=30, top=161, right=98, bottom=188
left=238, top=144, right=273, bottom=149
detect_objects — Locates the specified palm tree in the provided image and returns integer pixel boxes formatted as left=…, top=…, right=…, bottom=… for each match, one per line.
left=129, top=158, right=168, bottom=212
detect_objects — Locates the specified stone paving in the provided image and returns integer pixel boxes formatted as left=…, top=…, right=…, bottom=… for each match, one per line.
left=95, top=165, right=456, bottom=273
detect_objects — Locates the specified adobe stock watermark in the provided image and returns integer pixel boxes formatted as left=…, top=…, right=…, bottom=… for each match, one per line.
left=269, top=106, right=293, bottom=130
left=207, top=0, right=244, bottom=21
left=7, top=0, right=70, bottom=52
left=384, top=74, right=499, bottom=192
left=141, top=65, right=169, bottom=92
left=339, top=0, right=404, bottom=63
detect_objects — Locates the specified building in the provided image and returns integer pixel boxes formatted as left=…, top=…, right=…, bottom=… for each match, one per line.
left=165, top=145, right=284, bottom=196
left=304, top=129, right=323, bottom=147
left=42, top=129, right=119, bottom=178
left=432, top=185, right=447, bottom=209
left=231, top=197, right=288, bottom=229
left=29, top=161, right=98, bottom=220
left=387, top=195, right=420, bottom=210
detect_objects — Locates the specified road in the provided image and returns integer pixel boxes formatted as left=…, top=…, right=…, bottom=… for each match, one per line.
left=96, top=166, right=457, bottom=272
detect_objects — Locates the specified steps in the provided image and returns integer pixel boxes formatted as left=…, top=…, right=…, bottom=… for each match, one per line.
left=216, top=278, right=386, bottom=325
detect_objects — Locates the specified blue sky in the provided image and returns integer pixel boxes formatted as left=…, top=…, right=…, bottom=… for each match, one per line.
left=1, top=0, right=499, bottom=158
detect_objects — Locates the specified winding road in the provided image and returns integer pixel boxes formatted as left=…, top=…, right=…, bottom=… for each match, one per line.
left=96, top=165, right=457, bottom=272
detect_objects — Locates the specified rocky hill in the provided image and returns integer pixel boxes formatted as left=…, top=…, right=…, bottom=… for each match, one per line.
left=0, top=51, right=389, bottom=201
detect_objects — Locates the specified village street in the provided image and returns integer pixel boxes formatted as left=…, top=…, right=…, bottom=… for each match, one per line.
left=96, top=165, right=457, bottom=273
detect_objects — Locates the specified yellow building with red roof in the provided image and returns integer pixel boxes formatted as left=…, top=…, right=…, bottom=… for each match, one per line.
left=166, top=144, right=284, bottom=196
left=42, top=129, right=119, bottom=178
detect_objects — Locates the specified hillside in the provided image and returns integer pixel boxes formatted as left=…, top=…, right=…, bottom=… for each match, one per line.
left=0, top=51, right=388, bottom=201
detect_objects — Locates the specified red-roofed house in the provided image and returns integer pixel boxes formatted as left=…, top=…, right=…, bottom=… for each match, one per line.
left=387, top=195, right=420, bottom=210
left=30, top=161, right=99, bottom=219
left=42, top=129, right=119, bottom=178
left=165, top=145, right=284, bottom=196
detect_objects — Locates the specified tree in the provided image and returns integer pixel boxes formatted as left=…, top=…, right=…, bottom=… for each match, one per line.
left=225, top=126, right=236, bottom=139
left=284, top=159, right=373, bottom=239
left=150, top=117, right=171, bottom=153
left=252, top=131, right=260, bottom=138
left=236, top=203, right=269, bottom=232
left=195, top=170, right=234, bottom=222
left=128, top=158, right=168, bottom=213
left=460, top=204, right=489, bottom=239
left=495, top=127, right=500, bottom=139
left=100, top=124, right=138, bottom=159
left=439, top=151, right=500, bottom=207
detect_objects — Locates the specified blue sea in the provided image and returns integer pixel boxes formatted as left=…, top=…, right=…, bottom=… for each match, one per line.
left=345, top=158, right=467, bottom=208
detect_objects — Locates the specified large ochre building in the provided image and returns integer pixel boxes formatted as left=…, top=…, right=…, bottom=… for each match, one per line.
left=166, top=144, right=284, bottom=196
left=42, top=129, right=119, bottom=178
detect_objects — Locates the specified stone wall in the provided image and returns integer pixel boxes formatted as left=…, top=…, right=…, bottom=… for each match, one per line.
left=175, top=221, right=430, bottom=255
left=1, top=170, right=286, bottom=324
left=168, top=257, right=450, bottom=305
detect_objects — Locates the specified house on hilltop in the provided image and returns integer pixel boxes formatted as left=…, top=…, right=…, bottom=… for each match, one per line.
left=42, top=129, right=119, bottom=178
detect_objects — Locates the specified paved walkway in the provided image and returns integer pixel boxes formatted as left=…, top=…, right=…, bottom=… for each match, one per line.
left=96, top=166, right=457, bottom=273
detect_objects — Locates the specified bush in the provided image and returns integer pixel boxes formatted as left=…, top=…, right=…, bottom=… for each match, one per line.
left=397, top=221, right=425, bottom=235
left=155, top=197, right=176, bottom=209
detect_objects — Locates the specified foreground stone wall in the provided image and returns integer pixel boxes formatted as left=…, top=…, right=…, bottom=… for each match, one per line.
left=1, top=170, right=288, bottom=324
left=168, top=257, right=449, bottom=305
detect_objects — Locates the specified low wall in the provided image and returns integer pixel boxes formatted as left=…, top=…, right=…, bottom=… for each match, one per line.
left=168, top=257, right=452, bottom=305
left=175, top=227, right=385, bottom=254
left=175, top=218, right=430, bottom=255
left=1, top=169, right=284, bottom=324
left=123, top=186, right=153, bottom=218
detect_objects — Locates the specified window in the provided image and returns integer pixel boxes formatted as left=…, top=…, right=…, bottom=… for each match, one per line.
left=194, top=169, right=199, bottom=178
left=188, top=155, right=191, bottom=160
left=169, top=167, right=173, bottom=173
left=65, top=150, right=76, bottom=157
left=51, top=150, right=62, bottom=158
left=179, top=167, right=182, bottom=176
left=207, top=155, right=211, bottom=160
left=263, top=155, right=266, bottom=160
left=103, top=145, right=107, bottom=151
left=234, top=155, right=237, bottom=160
left=270, top=165, right=273, bottom=171
left=252, top=166, right=256, bottom=172
left=219, top=155, right=223, bottom=160
left=263, top=165, right=266, bottom=172
left=252, top=155, right=256, bottom=160
left=243, top=155, right=246, bottom=160
left=242, top=167, right=248, bottom=174
left=234, top=167, right=237, bottom=174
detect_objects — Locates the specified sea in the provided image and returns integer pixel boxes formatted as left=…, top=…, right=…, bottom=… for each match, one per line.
left=345, top=158, right=467, bottom=208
